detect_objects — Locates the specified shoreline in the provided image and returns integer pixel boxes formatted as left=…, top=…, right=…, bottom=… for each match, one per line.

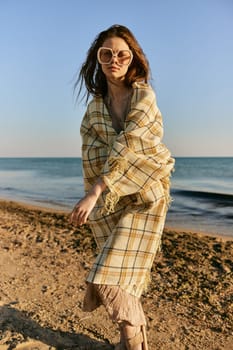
left=0, top=198, right=233, bottom=349
left=1, top=197, right=232, bottom=241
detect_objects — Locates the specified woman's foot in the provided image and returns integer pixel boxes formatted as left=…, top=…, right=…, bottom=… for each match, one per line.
left=124, top=324, right=142, bottom=350
left=115, top=343, right=127, bottom=350
left=115, top=323, right=127, bottom=350
left=118, top=323, right=148, bottom=350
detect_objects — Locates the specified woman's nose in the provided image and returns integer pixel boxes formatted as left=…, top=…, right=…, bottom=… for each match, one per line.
left=111, top=53, right=118, bottom=64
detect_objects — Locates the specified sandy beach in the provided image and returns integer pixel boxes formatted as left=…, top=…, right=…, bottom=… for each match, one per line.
left=0, top=199, right=232, bottom=350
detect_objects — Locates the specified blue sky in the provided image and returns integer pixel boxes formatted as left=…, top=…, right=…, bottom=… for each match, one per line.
left=0, top=0, right=232, bottom=157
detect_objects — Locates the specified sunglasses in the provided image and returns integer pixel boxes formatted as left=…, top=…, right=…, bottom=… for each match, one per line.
left=97, top=47, right=133, bottom=66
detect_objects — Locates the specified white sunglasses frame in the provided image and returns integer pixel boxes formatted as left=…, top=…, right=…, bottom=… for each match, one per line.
left=97, top=47, right=133, bottom=66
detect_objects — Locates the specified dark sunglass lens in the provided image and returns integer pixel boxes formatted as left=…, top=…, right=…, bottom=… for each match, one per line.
left=99, top=49, right=112, bottom=63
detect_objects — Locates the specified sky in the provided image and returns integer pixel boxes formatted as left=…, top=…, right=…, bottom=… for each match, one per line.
left=0, top=0, right=232, bottom=157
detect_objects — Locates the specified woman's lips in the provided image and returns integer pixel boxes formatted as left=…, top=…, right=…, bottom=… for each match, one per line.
left=109, top=65, right=119, bottom=71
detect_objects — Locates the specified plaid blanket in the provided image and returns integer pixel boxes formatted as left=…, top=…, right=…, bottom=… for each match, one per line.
left=80, top=82, right=175, bottom=297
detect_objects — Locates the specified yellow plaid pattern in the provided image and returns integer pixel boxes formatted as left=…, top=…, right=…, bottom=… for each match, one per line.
left=80, top=82, right=175, bottom=297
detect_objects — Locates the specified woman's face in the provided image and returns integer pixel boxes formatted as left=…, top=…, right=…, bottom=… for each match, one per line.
left=98, top=36, right=132, bottom=82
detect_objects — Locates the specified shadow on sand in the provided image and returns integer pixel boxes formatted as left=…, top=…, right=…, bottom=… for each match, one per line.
left=0, top=303, right=113, bottom=349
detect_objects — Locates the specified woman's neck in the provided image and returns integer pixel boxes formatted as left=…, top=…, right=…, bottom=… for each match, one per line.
left=107, top=80, right=131, bottom=102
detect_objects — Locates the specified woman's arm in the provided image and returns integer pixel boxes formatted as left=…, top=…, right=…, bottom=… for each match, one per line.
left=69, top=178, right=106, bottom=226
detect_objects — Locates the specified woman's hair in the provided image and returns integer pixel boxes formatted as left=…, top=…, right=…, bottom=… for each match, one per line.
left=74, top=24, right=150, bottom=101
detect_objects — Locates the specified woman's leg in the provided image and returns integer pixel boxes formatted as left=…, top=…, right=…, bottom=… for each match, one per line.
left=118, top=322, right=149, bottom=350
left=94, top=284, right=148, bottom=350
left=121, top=323, right=142, bottom=350
left=83, top=283, right=148, bottom=349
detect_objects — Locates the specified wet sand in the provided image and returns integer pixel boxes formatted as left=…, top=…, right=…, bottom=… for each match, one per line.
left=0, top=199, right=232, bottom=349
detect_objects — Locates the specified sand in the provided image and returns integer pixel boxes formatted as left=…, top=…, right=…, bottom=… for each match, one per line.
left=0, top=199, right=232, bottom=350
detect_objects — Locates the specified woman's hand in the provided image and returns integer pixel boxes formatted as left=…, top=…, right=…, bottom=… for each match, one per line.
left=69, top=192, right=98, bottom=226
left=69, top=178, right=106, bottom=226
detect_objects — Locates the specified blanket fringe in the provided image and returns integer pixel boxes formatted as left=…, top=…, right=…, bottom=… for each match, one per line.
left=143, top=270, right=152, bottom=293
left=107, top=157, right=128, bottom=180
left=102, top=191, right=120, bottom=215
left=101, top=157, right=128, bottom=215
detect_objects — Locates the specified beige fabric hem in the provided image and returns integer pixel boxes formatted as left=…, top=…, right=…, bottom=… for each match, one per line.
left=83, top=282, right=146, bottom=326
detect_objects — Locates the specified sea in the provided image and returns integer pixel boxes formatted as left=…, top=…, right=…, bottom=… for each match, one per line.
left=0, top=157, right=232, bottom=237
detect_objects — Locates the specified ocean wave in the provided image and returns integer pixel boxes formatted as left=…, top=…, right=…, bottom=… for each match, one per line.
left=172, top=189, right=233, bottom=206
left=0, top=186, right=30, bottom=194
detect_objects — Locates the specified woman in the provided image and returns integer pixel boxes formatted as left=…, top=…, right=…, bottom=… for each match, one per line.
left=70, top=24, right=175, bottom=350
